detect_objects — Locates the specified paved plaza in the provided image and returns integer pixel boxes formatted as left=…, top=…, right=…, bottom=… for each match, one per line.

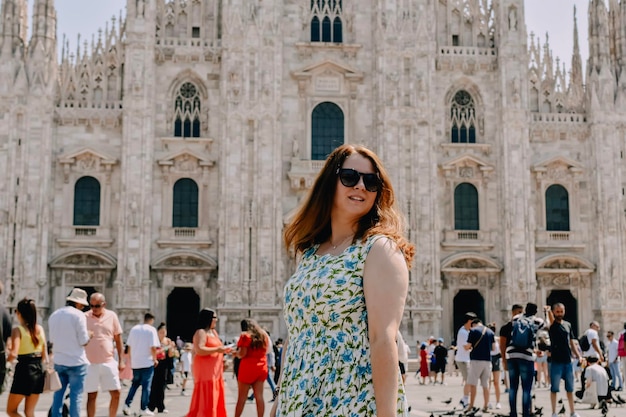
left=0, top=363, right=622, bottom=417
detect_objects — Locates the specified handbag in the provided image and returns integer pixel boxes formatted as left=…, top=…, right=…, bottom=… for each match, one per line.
left=43, top=368, right=62, bottom=392
left=581, top=380, right=598, bottom=405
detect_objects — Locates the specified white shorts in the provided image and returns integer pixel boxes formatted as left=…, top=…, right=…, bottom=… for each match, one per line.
left=85, top=362, right=121, bottom=393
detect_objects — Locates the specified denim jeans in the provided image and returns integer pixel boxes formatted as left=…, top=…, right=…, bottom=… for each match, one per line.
left=125, top=367, right=155, bottom=411
left=609, top=361, right=623, bottom=390
left=508, top=358, right=534, bottom=417
left=51, top=363, right=88, bottom=417
left=266, top=371, right=276, bottom=391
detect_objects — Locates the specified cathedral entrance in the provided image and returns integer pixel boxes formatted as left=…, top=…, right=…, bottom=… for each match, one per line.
left=453, top=289, right=485, bottom=338
left=547, top=290, right=578, bottom=336
left=166, top=287, right=200, bottom=343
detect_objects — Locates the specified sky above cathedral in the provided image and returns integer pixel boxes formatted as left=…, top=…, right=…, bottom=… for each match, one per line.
left=52, top=0, right=589, bottom=74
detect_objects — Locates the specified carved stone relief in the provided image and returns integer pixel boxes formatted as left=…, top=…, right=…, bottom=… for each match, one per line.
left=173, top=272, right=195, bottom=284
left=164, top=257, right=205, bottom=268
left=173, top=154, right=199, bottom=173
left=459, top=274, right=479, bottom=286
left=546, top=165, right=568, bottom=180
left=544, top=259, right=580, bottom=269
left=76, top=154, right=98, bottom=171
left=451, top=259, right=486, bottom=269
left=459, top=167, right=474, bottom=178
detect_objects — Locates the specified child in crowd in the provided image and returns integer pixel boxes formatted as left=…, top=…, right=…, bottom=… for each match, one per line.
left=180, top=342, right=193, bottom=396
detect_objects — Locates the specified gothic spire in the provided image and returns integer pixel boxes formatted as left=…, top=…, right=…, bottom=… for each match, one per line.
left=588, top=0, right=611, bottom=76
left=569, top=5, right=584, bottom=107
left=0, top=0, right=28, bottom=58
left=29, top=0, right=57, bottom=57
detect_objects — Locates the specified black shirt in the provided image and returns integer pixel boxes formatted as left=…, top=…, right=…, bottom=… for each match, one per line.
left=434, top=344, right=448, bottom=363
left=548, top=320, right=576, bottom=364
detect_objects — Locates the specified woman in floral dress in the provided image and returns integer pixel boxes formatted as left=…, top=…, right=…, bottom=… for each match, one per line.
left=272, top=144, right=415, bottom=417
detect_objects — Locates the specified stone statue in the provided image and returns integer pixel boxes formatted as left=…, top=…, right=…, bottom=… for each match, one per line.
left=292, top=137, right=299, bottom=158
left=509, top=8, right=517, bottom=31
left=136, top=0, right=145, bottom=18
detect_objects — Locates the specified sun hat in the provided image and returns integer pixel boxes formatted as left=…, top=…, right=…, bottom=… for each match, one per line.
left=66, top=288, right=89, bottom=306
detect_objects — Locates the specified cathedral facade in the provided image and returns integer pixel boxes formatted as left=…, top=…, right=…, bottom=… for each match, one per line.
left=1, top=0, right=625, bottom=343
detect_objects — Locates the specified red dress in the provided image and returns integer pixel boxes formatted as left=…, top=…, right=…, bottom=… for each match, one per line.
left=236, top=333, right=268, bottom=384
left=419, top=349, right=429, bottom=377
left=186, top=331, right=227, bottom=417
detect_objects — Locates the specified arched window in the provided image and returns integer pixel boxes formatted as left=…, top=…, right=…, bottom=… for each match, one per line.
left=310, top=0, right=343, bottom=43
left=546, top=184, right=570, bottom=231
left=450, top=90, right=477, bottom=143
left=173, top=82, right=201, bottom=138
left=173, top=178, right=199, bottom=228
left=311, top=102, right=344, bottom=160
left=454, top=183, right=479, bottom=230
left=73, top=176, right=100, bottom=226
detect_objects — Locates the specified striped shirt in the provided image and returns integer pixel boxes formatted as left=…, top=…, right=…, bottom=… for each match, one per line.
left=501, top=314, right=545, bottom=361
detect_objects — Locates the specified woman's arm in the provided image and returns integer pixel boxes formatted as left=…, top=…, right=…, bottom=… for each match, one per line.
left=39, top=325, right=49, bottom=364
left=193, top=330, right=229, bottom=356
left=234, top=346, right=248, bottom=359
left=363, top=237, right=409, bottom=417
left=7, top=327, right=21, bottom=362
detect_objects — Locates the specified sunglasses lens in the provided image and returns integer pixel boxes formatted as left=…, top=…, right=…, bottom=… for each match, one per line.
left=339, top=169, right=360, bottom=187
left=338, top=169, right=380, bottom=192
left=362, top=175, right=380, bottom=192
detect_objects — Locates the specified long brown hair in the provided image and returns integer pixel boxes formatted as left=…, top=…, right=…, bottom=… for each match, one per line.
left=17, top=298, right=39, bottom=347
left=242, top=319, right=267, bottom=350
left=284, top=144, right=415, bottom=266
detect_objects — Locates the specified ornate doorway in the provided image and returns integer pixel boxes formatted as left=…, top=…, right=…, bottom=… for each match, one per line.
left=547, top=290, right=579, bottom=336
left=166, top=287, right=200, bottom=343
left=453, top=289, right=485, bottom=337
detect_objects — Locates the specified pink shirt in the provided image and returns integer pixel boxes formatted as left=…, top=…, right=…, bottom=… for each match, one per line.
left=85, top=309, right=122, bottom=364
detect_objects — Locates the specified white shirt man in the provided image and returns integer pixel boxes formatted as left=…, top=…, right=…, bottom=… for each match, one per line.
left=455, top=312, right=478, bottom=407
left=584, top=321, right=605, bottom=362
left=606, top=331, right=623, bottom=391
left=585, top=355, right=610, bottom=401
left=122, top=313, right=160, bottom=416
left=49, top=288, right=92, bottom=417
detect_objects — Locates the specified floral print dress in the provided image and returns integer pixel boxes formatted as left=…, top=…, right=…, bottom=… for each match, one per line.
left=277, top=235, right=408, bottom=417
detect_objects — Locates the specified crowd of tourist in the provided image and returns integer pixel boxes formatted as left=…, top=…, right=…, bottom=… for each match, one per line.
left=1, top=144, right=625, bottom=417
left=408, top=302, right=626, bottom=417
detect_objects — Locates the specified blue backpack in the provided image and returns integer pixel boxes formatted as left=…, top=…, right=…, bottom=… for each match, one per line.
left=511, top=316, right=536, bottom=349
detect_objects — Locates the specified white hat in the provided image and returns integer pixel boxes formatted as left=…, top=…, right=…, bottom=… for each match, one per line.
left=66, top=288, right=89, bottom=306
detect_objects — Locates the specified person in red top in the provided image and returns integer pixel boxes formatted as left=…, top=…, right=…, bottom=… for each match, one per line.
left=234, top=318, right=269, bottom=417
left=186, top=308, right=231, bottom=417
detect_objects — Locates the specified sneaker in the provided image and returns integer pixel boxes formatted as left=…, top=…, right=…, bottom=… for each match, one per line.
left=142, top=410, right=155, bottom=416
left=123, top=405, right=131, bottom=416
left=570, top=413, right=580, bottom=417
left=488, top=402, right=493, bottom=409
left=181, top=390, right=188, bottom=396
left=160, top=410, right=169, bottom=414
left=495, top=403, right=501, bottom=409
left=460, top=398, right=468, bottom=408
left=551, top=414, right=558, bottom=417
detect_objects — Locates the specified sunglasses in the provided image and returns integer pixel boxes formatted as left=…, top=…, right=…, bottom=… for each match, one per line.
left=337, top=168, right=381, bottom=193
left=90, top=304, right=103, bottom=308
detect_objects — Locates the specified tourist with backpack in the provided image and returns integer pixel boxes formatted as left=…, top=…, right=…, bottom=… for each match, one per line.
left=547, top=303, right=581, bottom=417
left=581, top=321, right=604, bottom=362
left=503, top=303, right=544, bottom=417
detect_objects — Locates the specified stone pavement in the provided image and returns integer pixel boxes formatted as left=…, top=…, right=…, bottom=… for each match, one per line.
left=0, top=370, right=622, bottom=417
